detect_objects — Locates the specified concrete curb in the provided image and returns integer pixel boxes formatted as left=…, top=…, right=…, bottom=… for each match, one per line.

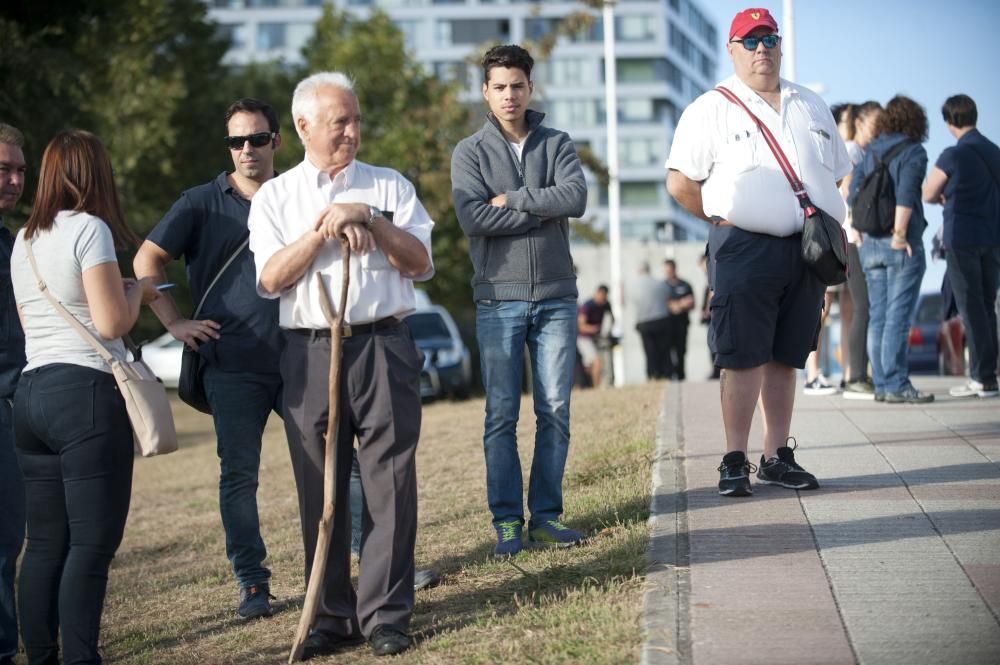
left=641, top=382, right=690, bottom=665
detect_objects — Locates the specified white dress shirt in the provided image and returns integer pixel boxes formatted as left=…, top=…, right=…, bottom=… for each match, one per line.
left=667, top=74, right=851, bottom=237
left=248, top=157, right=435, bottom=329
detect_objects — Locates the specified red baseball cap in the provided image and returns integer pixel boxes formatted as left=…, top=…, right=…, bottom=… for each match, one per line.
left=729, top=8, right=779, bottom=40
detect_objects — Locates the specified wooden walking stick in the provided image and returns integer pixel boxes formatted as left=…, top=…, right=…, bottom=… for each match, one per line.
left=289, top=237, right=351, bottom=663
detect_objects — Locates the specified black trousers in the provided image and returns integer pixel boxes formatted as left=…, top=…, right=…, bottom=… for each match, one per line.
left=13, top=364, right=134, bottom=665
left=846, top=243, right=871, bottom=381
left=281, top=324, right=422, bottom=638
left=636, top=317, right=671, bottom=379
left=665, top=318, right=689, bottom=380
left=946, top=246, right=1000, bottom=384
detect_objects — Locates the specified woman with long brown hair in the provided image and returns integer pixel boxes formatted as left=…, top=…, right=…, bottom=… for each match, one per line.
left=9, top=130, right=159, bottom=664
left=849, top=95, right=933, bottom=403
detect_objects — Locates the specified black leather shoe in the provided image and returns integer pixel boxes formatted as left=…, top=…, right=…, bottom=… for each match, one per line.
left=302, top=629, right=364, bottom=660
left=370, top=624, right=412, bottom=656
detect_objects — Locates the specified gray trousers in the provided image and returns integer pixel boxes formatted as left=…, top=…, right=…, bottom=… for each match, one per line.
left=281, top=323, right=422, bottom=638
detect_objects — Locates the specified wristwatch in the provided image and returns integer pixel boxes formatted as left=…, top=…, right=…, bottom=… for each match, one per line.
left=366, top=205, right=381, bottom=231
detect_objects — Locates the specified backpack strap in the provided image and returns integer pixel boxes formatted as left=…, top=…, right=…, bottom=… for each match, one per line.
left=875, top=139, right=913, bottom=169
left=191, top=238, right=249, bottom=319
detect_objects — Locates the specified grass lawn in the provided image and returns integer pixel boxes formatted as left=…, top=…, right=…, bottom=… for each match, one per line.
left=95, top=382, right=663, bottom=664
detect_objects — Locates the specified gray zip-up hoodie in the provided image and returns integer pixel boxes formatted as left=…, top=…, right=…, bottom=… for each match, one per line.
left=451, top=109, right=588, bottom=301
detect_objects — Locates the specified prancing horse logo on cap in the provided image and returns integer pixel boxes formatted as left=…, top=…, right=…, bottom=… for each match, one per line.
left=750, top=11, right=761, bottom=19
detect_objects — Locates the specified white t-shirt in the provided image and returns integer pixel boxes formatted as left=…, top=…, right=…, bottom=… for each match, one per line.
left=248, top=157, right=435, bottom=330
left=11, top=210, right=126, bottom=373
left=666, top=74, right=851, bottom=237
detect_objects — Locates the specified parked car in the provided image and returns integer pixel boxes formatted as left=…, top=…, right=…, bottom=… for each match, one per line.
left=907, top=292, right=966, bottom=375
left=137, top=332, right=184, bottom=388
left=405, top=303, right=473, bottom=400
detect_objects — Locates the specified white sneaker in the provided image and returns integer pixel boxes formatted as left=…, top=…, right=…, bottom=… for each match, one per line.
left=803, top=376, right=838, bottom=396
left=949, top=380, right=999, bottom=398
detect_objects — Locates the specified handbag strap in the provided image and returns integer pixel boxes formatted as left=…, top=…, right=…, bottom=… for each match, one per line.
left=714, top=86, right=818, bottom=217
left=23, top=236, right=125, bottom=363
left=191, top=238, right=249, bottom=319
left=963, top=142, right=1000, bottom=190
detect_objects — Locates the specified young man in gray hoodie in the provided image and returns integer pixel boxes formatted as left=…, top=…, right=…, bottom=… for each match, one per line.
left=451, top=44, right=589, bottom=557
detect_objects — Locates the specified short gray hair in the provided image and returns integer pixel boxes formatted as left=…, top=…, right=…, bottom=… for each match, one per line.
left=0, top=123, right=25, bottom=147
left=291, top=72, right=355, bottom=141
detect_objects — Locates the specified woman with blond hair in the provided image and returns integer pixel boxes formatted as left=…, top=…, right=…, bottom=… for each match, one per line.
left=9, top=130, right=159, bottom=664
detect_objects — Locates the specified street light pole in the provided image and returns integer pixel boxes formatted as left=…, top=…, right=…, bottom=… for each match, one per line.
left=602, top=0, right=624, bottom=386
left=783, top=0, right=796, bottom=82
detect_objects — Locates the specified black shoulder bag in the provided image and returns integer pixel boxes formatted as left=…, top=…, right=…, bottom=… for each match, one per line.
left=715, top=86, right=848, bottom=286
left=177, top=239, right=249, bottom=414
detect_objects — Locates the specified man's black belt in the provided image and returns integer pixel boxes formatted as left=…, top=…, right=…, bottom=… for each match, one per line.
left=288, top=316, right=400, bottom=340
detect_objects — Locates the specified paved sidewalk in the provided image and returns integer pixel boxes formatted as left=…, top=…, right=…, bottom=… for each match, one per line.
left=643, top=376, right=1000, bottom=665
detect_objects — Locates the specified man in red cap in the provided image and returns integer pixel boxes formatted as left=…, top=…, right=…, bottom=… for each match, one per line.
left=665, top=8, right=850, bottom=497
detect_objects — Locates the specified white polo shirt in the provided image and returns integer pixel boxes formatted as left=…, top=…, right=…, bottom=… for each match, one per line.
left=666, top=74, right=851, bottom=237
left=248, top=157, right=435, bottom=329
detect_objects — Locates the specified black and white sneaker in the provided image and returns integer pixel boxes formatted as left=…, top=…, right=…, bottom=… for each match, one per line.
left=757, top=439, right=819, bottom=490
left=718, top=451, right=756, bottom=497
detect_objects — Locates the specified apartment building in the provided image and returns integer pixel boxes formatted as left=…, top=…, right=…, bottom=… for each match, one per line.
left=207, top=0, right=718, bottom=241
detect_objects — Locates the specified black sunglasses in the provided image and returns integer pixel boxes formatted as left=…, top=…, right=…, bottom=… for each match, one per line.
left=730, top=34, right=780, bottom=50
left=224, top=131, right=275, bottom=151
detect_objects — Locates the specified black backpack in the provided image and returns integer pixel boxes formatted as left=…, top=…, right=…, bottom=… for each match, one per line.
left=851, top=140, right=913, bottom=236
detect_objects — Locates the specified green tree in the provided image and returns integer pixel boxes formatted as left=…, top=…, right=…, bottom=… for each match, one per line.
left=301, top=6, right=474, bottom=315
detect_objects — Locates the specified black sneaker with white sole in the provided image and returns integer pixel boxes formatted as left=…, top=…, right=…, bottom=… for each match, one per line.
left=757, top=439, right=819, bottom=490
left=718, top=451, right=756, bottom=497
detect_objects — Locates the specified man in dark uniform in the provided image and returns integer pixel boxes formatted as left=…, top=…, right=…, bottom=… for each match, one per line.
left=663, top=259, right=695, bottom=380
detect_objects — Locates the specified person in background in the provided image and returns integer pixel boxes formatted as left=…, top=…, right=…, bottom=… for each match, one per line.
left=9, top=130, right=160, bottom=665
left=134, top=98, right=285, bottom=620
left=839, top=101, right=883, bottom=399
left=849, top=95, right=933, bottom=403
left=923, top=94, right=1000, bottom=399
left=633, top=261, right=671, bottom=380
left=0, top=123, right=27, bottom=665
left=663, top=259, right=695, bottom=381
left=577, top=284, right=613, bottom=387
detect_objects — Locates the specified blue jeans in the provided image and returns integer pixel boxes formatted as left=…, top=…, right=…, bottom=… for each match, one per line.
left=946, top=246, right=1000, bottom=385
left=0, top=398, right=24, bottom=664
left=860, top=238, right=926, bottom=394
left=476, top=297, right=577, bottom=530
left=203, top=367, right=282, bottom=589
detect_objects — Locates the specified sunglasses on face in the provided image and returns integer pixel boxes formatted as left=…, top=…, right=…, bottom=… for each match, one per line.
left=224, top=132, right=275, bottom=151
left=730, top=34, right=780, bottom=50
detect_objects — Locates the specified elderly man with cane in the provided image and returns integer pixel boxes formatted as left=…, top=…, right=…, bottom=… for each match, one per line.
left=248, top=71, right=434, bottom=659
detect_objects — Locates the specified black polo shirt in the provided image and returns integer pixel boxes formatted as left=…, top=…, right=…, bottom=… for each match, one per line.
left=0, top=223, right=26, bottom=398
left=147, top=172, right=281, bottom=375
left=936, top=129, right=1000, bottom=249
left=667, top=279, right=694, bottom=322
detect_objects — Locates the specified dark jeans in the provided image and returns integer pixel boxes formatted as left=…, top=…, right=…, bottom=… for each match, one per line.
left=12, top=364, right=134, bottom=665
left=846, top=243, right=870, bottom=381
left=202, top=367, right=282, bottom=589
left=946, top=247, right=1000, bottom=385
left=0, top=398, right=25, bottom=664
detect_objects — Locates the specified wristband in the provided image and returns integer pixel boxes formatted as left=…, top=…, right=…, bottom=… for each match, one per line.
left=367, top=205, right=381, bottom=231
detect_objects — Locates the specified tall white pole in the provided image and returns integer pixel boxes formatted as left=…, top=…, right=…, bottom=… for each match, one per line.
left=602, top=0, right=624, bottom=386
left=783, top=0, right=795, bottom=83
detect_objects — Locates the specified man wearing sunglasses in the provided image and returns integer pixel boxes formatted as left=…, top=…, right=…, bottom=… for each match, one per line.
left=666, top=8, right=850, bottom=497
left=134, top=98, right=284, bottom=620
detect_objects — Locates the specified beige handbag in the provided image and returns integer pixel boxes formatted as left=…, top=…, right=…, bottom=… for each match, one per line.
left=25, top=238, right=178, bottom=457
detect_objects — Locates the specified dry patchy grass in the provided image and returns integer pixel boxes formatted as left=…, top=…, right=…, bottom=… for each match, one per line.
left=94, top=383, right=663, bottom=664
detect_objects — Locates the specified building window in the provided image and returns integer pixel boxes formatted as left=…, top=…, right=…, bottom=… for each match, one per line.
left=536, top=58, right=596, bottom=86
left=616, top=58, right=666, bottom=83
left=433, top=61, right=468, bottom=85
left=621, top=181, right=662, bottom=206
left=525, top=16, right=602, bottom=43
left=393, top=19, right=420, bottom=51
left=218, top=23, right=247, bottom=50
left=286, top=22, right=314, bottom=51
left=620, top=138, right=663, bottom=167
left=547, top=99, right=599, bottom=128
left=257, top=23, right=287, bottom=50
left=439, top=18, right=510, bottom=46
left=617, top=15, right=655, bottom=42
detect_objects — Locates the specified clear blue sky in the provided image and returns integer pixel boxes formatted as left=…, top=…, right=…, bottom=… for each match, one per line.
left=700, top=0, right=1000, bottom=291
